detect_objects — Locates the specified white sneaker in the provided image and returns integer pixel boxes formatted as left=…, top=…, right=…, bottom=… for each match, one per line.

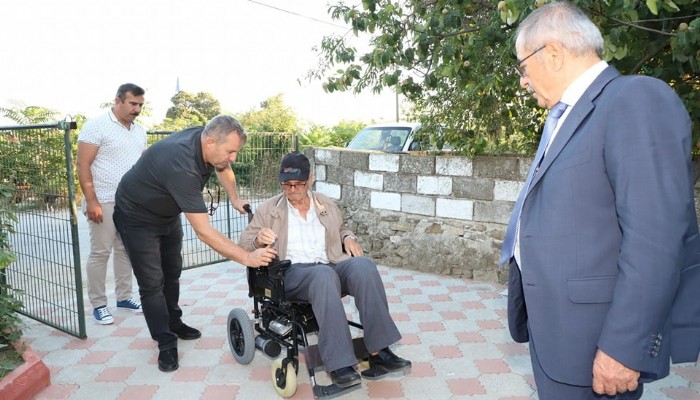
left=93, top=306, right=114, bottom=325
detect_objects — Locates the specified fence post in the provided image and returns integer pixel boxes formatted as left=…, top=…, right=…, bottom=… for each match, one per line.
left=58, top=119, right=87, bottom=338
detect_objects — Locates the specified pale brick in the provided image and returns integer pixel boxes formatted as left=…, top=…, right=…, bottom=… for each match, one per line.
left=417, top=176, right=452, bottom=195
left=316, top=181, right=341, bottom=200
left=436, top=198, right=473, bottom=220
left=371, top=191, right=401, bottom=211
left=354, top=171, right=383, bottom=190
left=402, top=194, right=435, bottom=216
left=369, top=153, right=400, bottom=172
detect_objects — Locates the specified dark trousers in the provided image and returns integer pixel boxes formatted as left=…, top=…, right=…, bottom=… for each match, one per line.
left=113, top=205, right=184, bottom=351
left=284, top=256, right=401, bottom=372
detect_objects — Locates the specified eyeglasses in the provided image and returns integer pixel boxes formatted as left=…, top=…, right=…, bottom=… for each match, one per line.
left=280, top=182, right=307, bottom=190
left=207, top=185, right=221, bottom=216
left=514, top=44, right=546, bottom=77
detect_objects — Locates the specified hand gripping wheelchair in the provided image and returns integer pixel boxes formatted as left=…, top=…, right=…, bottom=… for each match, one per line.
left=226, top=205, right=369, bottom=399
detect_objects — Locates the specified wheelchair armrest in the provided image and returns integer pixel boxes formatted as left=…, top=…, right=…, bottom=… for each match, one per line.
left=247, top=258, right=292, bottom=302
left=267, top=258, right=291, bottom=279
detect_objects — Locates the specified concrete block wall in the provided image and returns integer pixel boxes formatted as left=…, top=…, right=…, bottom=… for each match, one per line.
left=307, top=147, right=536, bottom=284
left=308, top=147, right=700, bottom=284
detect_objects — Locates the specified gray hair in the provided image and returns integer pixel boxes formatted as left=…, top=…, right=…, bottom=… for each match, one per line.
left=516, top=1, right=604, bottom=58
left=202, top=115, right=247, bottom=144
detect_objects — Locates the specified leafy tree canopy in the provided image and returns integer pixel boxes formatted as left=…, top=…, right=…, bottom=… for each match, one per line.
left=155, top=91, right=222, bottom=131
left=312, top=0, right=700, bottom=156
left=0, top=101, right=59, bottom=125
left=238, top=94, right=299, bottom=133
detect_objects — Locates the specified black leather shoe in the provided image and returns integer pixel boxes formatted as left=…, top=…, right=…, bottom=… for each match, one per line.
left=329, top=366, right=361, bottom=388
left=369, top=347, right=411, bottom=372
left=171, top=323, right=201, bottom=340
left=158, top=348, right=179, bottom=372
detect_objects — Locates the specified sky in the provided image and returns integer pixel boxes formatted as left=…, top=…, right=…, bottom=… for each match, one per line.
left=1, top=0, right=400, bottom=128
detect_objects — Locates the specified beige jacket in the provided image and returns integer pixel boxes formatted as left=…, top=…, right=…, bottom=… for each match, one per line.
left=239, top=191, right=355, bottom=264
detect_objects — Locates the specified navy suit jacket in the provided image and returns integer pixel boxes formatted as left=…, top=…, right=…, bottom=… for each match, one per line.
left=506, top=66, right=700, bottom=386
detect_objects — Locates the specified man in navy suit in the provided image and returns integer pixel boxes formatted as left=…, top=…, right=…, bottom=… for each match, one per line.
left=501, top=2, right=700, bottom=399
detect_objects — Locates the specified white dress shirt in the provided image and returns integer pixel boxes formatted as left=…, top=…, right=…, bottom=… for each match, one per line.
left=285, top=191, right=329, bottom=264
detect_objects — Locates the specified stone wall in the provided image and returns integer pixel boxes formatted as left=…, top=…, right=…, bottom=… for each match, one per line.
left=307, top=147, right=700, bottom=285
left=306, top=148, right=522, bottom=284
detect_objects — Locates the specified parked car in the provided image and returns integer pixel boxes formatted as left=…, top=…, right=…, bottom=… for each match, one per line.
left=345, top=122, right=451, bottom=153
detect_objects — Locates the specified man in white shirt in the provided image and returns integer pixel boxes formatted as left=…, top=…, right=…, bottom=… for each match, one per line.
left=77, top=83, right=147, bottom=324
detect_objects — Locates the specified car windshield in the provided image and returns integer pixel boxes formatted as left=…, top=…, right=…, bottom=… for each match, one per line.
left=346, top=127, right=412, bottom=151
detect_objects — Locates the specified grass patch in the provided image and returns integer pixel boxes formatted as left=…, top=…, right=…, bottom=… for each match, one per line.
left=0, top=345, right=24, bottom=379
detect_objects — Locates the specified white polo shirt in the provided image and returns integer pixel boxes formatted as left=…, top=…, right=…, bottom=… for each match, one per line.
left=78, top=110, right=146, bottom=203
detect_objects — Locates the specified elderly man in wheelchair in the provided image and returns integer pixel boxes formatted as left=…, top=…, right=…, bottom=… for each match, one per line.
left=238, top=153, right=411, bottom=392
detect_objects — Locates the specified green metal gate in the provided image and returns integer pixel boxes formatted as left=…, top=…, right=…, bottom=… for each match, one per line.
left=0, top=120, right=86, bottom=339
left=1, top=123, right=296, bottom=339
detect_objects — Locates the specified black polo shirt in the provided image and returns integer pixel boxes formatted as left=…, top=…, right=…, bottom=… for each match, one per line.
left=115, top=127, right=212, bottom=224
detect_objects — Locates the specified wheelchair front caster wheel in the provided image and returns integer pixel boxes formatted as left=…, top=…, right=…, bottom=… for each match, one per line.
left=358, top=359, right=370, bottom=370
left=271, top=358, right=297, bottom=398
left=227, top=308, right=255, bottom=364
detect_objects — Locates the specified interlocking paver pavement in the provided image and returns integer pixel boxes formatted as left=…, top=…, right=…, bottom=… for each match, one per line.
left=16, top=211, right=700, bottom=400
left=19, top=260, right=700, bottom=400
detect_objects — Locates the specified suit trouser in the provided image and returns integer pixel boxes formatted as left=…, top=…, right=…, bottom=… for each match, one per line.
left=113, top=205, right=184, bottom=352
left=528, top=326, right=643, bottom=400
left=284, top=256, right=402, bottom=372
left=83, top=201, right=134, bottom=308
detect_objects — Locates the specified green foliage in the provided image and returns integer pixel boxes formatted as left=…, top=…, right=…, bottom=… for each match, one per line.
left=232, top=133, right=296, bottom=196
left=153, top=91, right=221, bottom=131
left=0, top=284, right=23, bottom=351
left=0, top=101, right=58, bottom=125
left=312, top=0, right=700, bottom=156
left=300, top=120, right=366, bottom=149
left=0, top=187, right=17, bottom=270
left=0, top=183, right=24, bottom=363
left=238, top=94, right=299, bottom=133
left=0, top=346, right=23, bottom=379
left=0, top=104, right=76, bottom=206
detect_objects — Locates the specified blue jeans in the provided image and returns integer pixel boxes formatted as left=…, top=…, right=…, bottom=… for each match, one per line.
left=113, top=205, right=184, bottom=351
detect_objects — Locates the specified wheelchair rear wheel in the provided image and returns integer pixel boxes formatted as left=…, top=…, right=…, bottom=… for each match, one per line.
left=271, top=358, right=297, bottom=398
left=227, top=308, right=255, bottom=364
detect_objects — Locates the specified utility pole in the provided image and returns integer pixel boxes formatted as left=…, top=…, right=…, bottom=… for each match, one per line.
left=395, top=89, right=399, bottom=122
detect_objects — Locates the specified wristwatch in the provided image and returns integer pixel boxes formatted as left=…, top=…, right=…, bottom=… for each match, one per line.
left=343, top=234, right=356, bottom=242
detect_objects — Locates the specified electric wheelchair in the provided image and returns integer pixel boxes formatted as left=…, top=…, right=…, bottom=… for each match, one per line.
left=226, top=205, right=368, bottom=399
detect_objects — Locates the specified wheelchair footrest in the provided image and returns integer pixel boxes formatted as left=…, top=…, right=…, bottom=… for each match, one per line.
left=312, top=382, right=361, bottom=400
left=304, top=337, right=368, bottom=370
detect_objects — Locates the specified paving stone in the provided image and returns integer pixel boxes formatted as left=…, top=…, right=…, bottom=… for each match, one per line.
left=22, top=259, right=698, bottom=400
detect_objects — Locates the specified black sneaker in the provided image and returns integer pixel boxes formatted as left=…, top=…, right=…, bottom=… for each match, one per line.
left=171, top=323, right=201, bottom=340
left=158, top=348, right=179, bottom=372
left=328, top=366, right=361, bottom=388
left=362, top=347, right=411, bottom=379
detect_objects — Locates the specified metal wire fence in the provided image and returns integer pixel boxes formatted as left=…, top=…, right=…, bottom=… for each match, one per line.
left=0, top=121, right=85, bottom=338
left=1, top=122, right=295, bottom=338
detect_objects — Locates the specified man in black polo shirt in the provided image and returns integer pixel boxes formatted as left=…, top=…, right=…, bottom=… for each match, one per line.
left=114, top=115, right=277, bottom=372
